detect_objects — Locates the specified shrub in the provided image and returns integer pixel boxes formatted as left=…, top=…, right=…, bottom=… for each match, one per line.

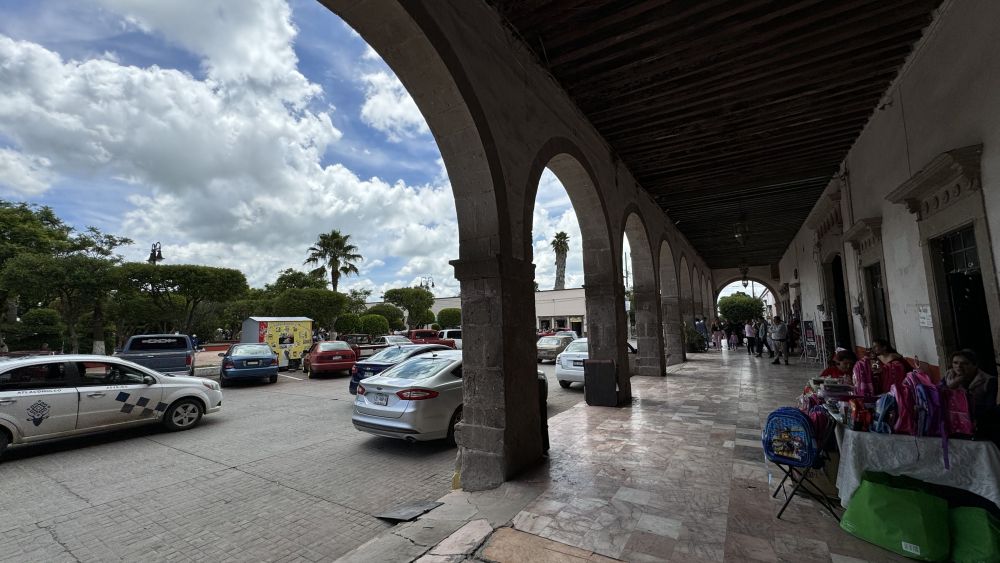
left=358, top=314, right=389, bottom=336
left=334, top=313, right=360, bottom=334
left=436, top=308, right=461, bottom=328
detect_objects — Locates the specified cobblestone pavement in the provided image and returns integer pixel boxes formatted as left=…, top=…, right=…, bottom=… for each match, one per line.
left=0, top=361, right=580, bottom=562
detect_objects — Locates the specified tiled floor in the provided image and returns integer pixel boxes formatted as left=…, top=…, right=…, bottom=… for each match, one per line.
left=509, top=350, right=913, bottom=563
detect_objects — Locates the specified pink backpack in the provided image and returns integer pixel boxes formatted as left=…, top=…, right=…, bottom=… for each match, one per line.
left=880, top=361, right=908, bottom=395
left=852, top=359, right=874, bottom=397
left=941, top=385, right=974, bottom=437
left=891, top=370, right=933, bottom=435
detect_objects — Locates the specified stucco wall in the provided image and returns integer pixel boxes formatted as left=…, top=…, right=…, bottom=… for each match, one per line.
left=777, top=0, right=1000, bottom=368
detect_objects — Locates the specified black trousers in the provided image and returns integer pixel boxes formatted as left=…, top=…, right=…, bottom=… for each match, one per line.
left=746, top=336, right=756, bottom=354
left=756, top=337, right=772, bottom=354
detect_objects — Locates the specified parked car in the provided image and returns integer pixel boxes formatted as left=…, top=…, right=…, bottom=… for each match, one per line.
left=404, top=329, right=456, bottom=349
left=114, top=334, right=195, bottom=377
left=537, top=335, right=574, bottom=363
left=349, top=344, right=450, bottom=394
left=352, top=349, right=464, bottom=443
left=352, top=351, right=549, bottom=445
left=0, top=355, right=222, bottom=457
left=554, top=338, right=639, bottom=389
left=218, top=343, right=278, bottom=387
left=302, top=341, right=357, bottom=378
left=554, top=337, right=589, bottom=388
left=437, top=329, right=463, bottom=349
left=555, top=330, right=579, bottom=340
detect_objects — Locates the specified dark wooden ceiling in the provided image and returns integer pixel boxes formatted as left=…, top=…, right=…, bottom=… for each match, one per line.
left=488, top=0, right=941, bottom=269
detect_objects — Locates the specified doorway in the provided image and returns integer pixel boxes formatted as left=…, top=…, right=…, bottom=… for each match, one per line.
left=934, top=226, right=997, bottom=375
left=864, top=262, right=891, bottom=343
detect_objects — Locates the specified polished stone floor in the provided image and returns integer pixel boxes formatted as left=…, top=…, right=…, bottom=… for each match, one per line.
left=507, top=349, right=913, bottom=563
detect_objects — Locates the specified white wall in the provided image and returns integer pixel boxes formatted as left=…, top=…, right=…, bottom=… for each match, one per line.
left=777, top=0, right=1000, bottom=369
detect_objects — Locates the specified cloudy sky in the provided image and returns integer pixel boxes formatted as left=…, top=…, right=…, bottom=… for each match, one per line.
left=0, top=0, right=587, bottom=298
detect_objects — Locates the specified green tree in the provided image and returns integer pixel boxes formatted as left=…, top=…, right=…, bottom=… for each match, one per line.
left=344, top=288, right=372, bottom=315
left=0, top=254, right=117, bottom=353
left=265, top=268, right=327, bottom=293
left=271, top=288, right=346, bottom=329
left=383, top=287, right=435, bottom=328
left=437, top=308, right=461, bottom=328
left=717, top=292, right=765, bottom=323
left=2, top=307, right=63, bottom=351
left=411, top=309, right=435, bottom=328
left=116, top=263, right=249, bottom=334
left=366, top=303, right=405, bottom=330
left=551, top=231, right=569, bottom=290
left=334, top=313, right=360, bottom=334
left=358, top=314, right=389, bottom=336
left=220, top=292, right=273, bottom=335
left=303, top=230, right=362, bottom=291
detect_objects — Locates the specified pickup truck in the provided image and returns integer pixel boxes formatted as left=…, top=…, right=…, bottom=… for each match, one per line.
left=405, top=329, right=457, bottom=349
left=115, top=334, right=195, bottom=377
left=340, top=334, right=413, bottom=359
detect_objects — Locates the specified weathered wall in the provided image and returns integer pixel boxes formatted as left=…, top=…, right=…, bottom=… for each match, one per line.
left=777, top=0, right=1000, bottom=369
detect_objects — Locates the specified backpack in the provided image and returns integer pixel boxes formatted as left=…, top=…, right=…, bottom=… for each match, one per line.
left=872, top=392, right=898, bottom=434
left=913, top=376, right=943, bottom=438
left=853, top=358, right=874, bottom=397
left=762, top=407, right=819, bottom=468
left=808, top=405, right=831, bottom=440
left=894, top=370, right=933, bottom=435
left=880, top=361, right=908, bottom=395
left=941, top=385, right=975, bottom=437
left=848, top=398, right=872, bottom=432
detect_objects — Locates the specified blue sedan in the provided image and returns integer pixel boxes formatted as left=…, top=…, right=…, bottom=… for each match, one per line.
left=219, top=343, right=279, bottom=387
left=349, top=344, right=450, bottom=394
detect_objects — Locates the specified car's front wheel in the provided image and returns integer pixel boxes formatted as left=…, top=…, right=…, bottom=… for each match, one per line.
left=558, top=380, right=571, bottom=389
left=0, top=429, right=9, bottom=458
left=446, top=406, right=463, bottom=446
left=163, top=399, right=203, bottom=431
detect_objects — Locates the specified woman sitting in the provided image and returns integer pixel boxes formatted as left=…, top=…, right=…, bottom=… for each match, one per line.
left=944, top=349, right=999, bottom=409
left=870, top=338, right=910, bottom=393
left=821, top=350, right=856, bottom=380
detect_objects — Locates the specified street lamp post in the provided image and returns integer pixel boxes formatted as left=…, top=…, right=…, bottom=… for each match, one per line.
left=147, top=242, right=164, bottom=265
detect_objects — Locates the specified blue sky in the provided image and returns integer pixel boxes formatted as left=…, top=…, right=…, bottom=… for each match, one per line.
left=0, top=0, right=587, bottom=297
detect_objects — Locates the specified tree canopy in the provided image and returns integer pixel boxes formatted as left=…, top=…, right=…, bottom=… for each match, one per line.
left=366, top=303, right=405, bottom=330
left=437, top=308, right=461, bottom=328
left=383, top=287, right=435, bottom=328
left=265, top=268, right=327, bottom=293
left=304, top=230, right=362, bottom=292
left=358, top=314, right=389, bottom=336
left=271, top=288, right=346, bottom=329
left=717, top=292, right=765, bottom=323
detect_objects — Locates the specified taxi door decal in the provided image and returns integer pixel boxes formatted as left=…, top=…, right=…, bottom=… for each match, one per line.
left=114, top=391, right=168, bottom=416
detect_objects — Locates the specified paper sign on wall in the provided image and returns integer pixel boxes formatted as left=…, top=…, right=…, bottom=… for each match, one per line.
left=917, top=305, right=933, bottom=328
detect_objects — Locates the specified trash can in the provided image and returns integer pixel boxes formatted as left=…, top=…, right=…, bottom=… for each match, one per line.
left=584, top=359, right=618, bottom=407
left=537, top=370, right=549, bottom=452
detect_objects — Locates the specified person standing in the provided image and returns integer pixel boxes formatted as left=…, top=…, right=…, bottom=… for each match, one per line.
left=711, top=320, right=723, bottom=350
left=771, top=316, right=789, bottom=365
left=744, top=320, right=756, bottom=355
left=755, top=317, right=773, bottom=358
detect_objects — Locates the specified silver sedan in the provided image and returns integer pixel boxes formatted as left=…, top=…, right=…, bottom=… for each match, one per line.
left=352, top=349, right=463, bottom=443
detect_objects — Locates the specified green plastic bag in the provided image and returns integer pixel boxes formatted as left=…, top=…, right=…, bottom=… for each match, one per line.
left=950, top=506, right=1000, bottom=563
left=840, top=474, right=950, bottom=561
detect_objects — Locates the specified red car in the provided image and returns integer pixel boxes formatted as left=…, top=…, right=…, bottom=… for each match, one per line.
left=302, top=341, right=357, bottom=378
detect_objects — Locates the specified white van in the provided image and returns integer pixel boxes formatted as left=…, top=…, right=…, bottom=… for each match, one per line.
left=438, top=329, right=462, bottom=349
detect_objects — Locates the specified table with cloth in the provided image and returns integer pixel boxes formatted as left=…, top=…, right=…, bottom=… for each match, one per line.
left=834, top=426, right=1000, bottom=510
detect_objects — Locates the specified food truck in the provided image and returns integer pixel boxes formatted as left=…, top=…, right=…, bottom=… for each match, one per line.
left=241, top=317, right=313, bottom=370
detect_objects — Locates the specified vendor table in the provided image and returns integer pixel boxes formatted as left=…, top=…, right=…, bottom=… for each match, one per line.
left=835, top=426, right=1000, bottom=510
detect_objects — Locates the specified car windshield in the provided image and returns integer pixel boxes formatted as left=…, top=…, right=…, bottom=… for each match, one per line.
left=319, top=342, right=351, bottom=351
left=231, top=344, right=271, bottom=356
left=385, top=336, right=410, bottom=344
left=378, top=357, right=453, bottom=380
left=564, top=341, right=588, bottom=353
left=129, top=337, right=188, bottom=350
left=368, top=346, right=413, bottom=362
left=538, top=337, right=561, bottom=346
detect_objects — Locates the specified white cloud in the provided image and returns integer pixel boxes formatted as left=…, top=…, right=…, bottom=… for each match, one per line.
left=531, top=170, right=584, bottom=291
left=359, top=71, right=429, bottom=142
left=0, top=148, right=54, bottom=196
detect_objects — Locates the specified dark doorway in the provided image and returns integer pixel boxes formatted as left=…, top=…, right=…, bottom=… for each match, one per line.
left=865, top=262, right=891, bottom=343
left=936, top=226, right=997, bottom=375
left=830, top=255, right=852, bottom=350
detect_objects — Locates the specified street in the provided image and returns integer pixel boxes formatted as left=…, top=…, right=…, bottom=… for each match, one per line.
left=0, top=361, right=582, bottom=562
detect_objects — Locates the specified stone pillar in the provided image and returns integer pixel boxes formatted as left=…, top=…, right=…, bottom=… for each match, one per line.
left=633, top=288, right=665, bottom=375
left=662, top=296, right=685, bottom=365
left=583, top=280, right=631, bottom=403
left=450, top=255, right=544, bottom=491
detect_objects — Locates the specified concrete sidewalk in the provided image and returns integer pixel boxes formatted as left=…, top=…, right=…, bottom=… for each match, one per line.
left=337, top=351, right=912, bottom=563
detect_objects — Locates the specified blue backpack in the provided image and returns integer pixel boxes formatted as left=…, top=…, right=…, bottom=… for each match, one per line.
left=872, top=393, right=897, bottom=434
left=762, top=407, right=819, bottom=468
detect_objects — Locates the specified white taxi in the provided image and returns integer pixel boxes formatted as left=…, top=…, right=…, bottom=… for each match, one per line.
left=0, top=354, right=223, bottom=457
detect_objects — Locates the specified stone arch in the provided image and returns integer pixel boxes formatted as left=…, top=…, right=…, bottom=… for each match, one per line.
left=714, top=277, right=781, bottom=306
left=704, top=275, right=715, bottom=319
left=679, top=255, right=693, bottom=325
left=659, top=239, right=684, bottom=365
left=693, top=267, right=704, bottom=317
left=623, top=209, right=664, bottom=376
left=324, top=1, right=538, bottom=490
left=523, top=140, right=628, bottom=391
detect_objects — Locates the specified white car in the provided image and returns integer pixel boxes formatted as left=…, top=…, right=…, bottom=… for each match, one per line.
left=438, top=329, right=462, bottom=349
left=554, top=338, right=638, bottom=388
left=0, top=354, right=223, bottom=457
left=554, top=338, right=589, bottom=388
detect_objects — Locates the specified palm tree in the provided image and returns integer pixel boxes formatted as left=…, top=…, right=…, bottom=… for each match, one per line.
left=304, top=230, right=362, bottom=292
left=551, top=231, right=569, bottom=290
